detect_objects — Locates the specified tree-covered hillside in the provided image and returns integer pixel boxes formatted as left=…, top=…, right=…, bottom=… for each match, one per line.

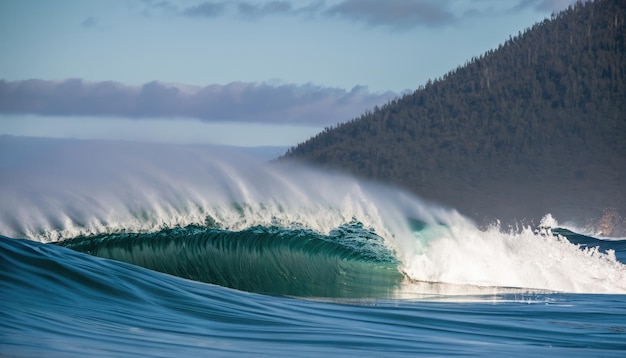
left=282, top=0, right=626, bottom=232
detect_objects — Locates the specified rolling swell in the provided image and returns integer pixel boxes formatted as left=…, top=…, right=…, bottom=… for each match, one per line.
left=57, top=222, right=404, bottom=298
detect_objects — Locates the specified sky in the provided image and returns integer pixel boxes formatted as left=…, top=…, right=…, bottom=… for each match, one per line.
left=0, top=0, right=580, bottom=147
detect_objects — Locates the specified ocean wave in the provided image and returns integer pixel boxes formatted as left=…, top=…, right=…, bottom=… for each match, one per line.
left=56, top=222, right=404, bottom=298
left=2, top=137, right=625, bottom=295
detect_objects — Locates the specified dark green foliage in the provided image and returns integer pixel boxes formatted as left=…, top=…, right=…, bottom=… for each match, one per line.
left=282, top=0, right=626, bottom=229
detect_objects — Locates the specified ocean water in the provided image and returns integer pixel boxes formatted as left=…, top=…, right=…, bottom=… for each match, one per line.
left=1, top=136, right=626, bottom=357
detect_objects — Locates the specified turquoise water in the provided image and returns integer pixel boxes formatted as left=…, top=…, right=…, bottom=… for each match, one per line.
left=55, top=222, right=403, bottom=298
left=1, top=137, right=626, bottom=356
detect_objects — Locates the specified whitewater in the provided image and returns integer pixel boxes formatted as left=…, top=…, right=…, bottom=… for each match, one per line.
left=1, top=136, right=626, bottom=356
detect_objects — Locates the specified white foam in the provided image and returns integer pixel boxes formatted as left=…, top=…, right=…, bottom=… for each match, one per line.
left=399, top=218, right=626, bottom=294
left=0, top=138, right=415, bottom=243
left=539, top=213, right=559, bottom=229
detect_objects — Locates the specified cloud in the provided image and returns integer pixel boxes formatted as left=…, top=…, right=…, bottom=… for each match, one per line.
left=181, top=2, right=227, bottom=18
left=237, top=1, right=292, bottom=19
left=513, top=0, right=581, bottom=12
left=534, top=0, right=581, bottom=11
left=145, top=0, right=581, bottom=30
left=80, top=16, right=98, bottom=29
left=326, top=0, right=455, bottom=29
left=151, top=0, right=455, bottom=28
left=0, top=79, right=398, bottom=126
left=157, top=1, right=319, bottom=19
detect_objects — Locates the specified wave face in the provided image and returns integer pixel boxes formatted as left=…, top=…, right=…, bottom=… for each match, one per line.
left=57, top=222, right=403, bottom=298
left=1, top=136, right=626, bottom=295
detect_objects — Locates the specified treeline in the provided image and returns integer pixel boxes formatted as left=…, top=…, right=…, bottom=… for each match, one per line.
left=282, top=0, right=626, bottom=230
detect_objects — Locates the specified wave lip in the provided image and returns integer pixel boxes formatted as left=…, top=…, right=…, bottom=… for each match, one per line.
left=57, top=222, right=405, bottom=298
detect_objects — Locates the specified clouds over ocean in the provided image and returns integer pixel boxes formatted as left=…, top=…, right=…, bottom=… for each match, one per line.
left=145, top=0, right=581, bottom=30
left=0, top=79, right=398, bottom=126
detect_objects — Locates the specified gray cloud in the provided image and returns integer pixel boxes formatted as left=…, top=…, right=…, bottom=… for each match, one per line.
left=513, top=0, right=581, bottom=12
left=326, top=0, right=455, bottom=29
left=80, top=16, right=98, bottom=29
left=153, top=0, right=455, bottom=29
left=169, top=1, right=320, bottom=19
left=0, top=79, right=398, bottom=126
left=534, top=0, right=581, bottom=11
left=237, top=1, right=292, bottom=19
left=182, top=2, right=227, bottom=18
left=146, top=0, right=579, bottom=30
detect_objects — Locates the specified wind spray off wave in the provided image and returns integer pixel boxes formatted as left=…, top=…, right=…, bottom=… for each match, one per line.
left=1, top=136, right=625, bottom=296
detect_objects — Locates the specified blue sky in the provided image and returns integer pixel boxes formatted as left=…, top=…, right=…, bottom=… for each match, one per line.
left=0, top=0, right=578, bottom=147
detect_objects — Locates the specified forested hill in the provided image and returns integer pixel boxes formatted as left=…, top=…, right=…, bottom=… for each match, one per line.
left=282, top=0, right=626, bottom=232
